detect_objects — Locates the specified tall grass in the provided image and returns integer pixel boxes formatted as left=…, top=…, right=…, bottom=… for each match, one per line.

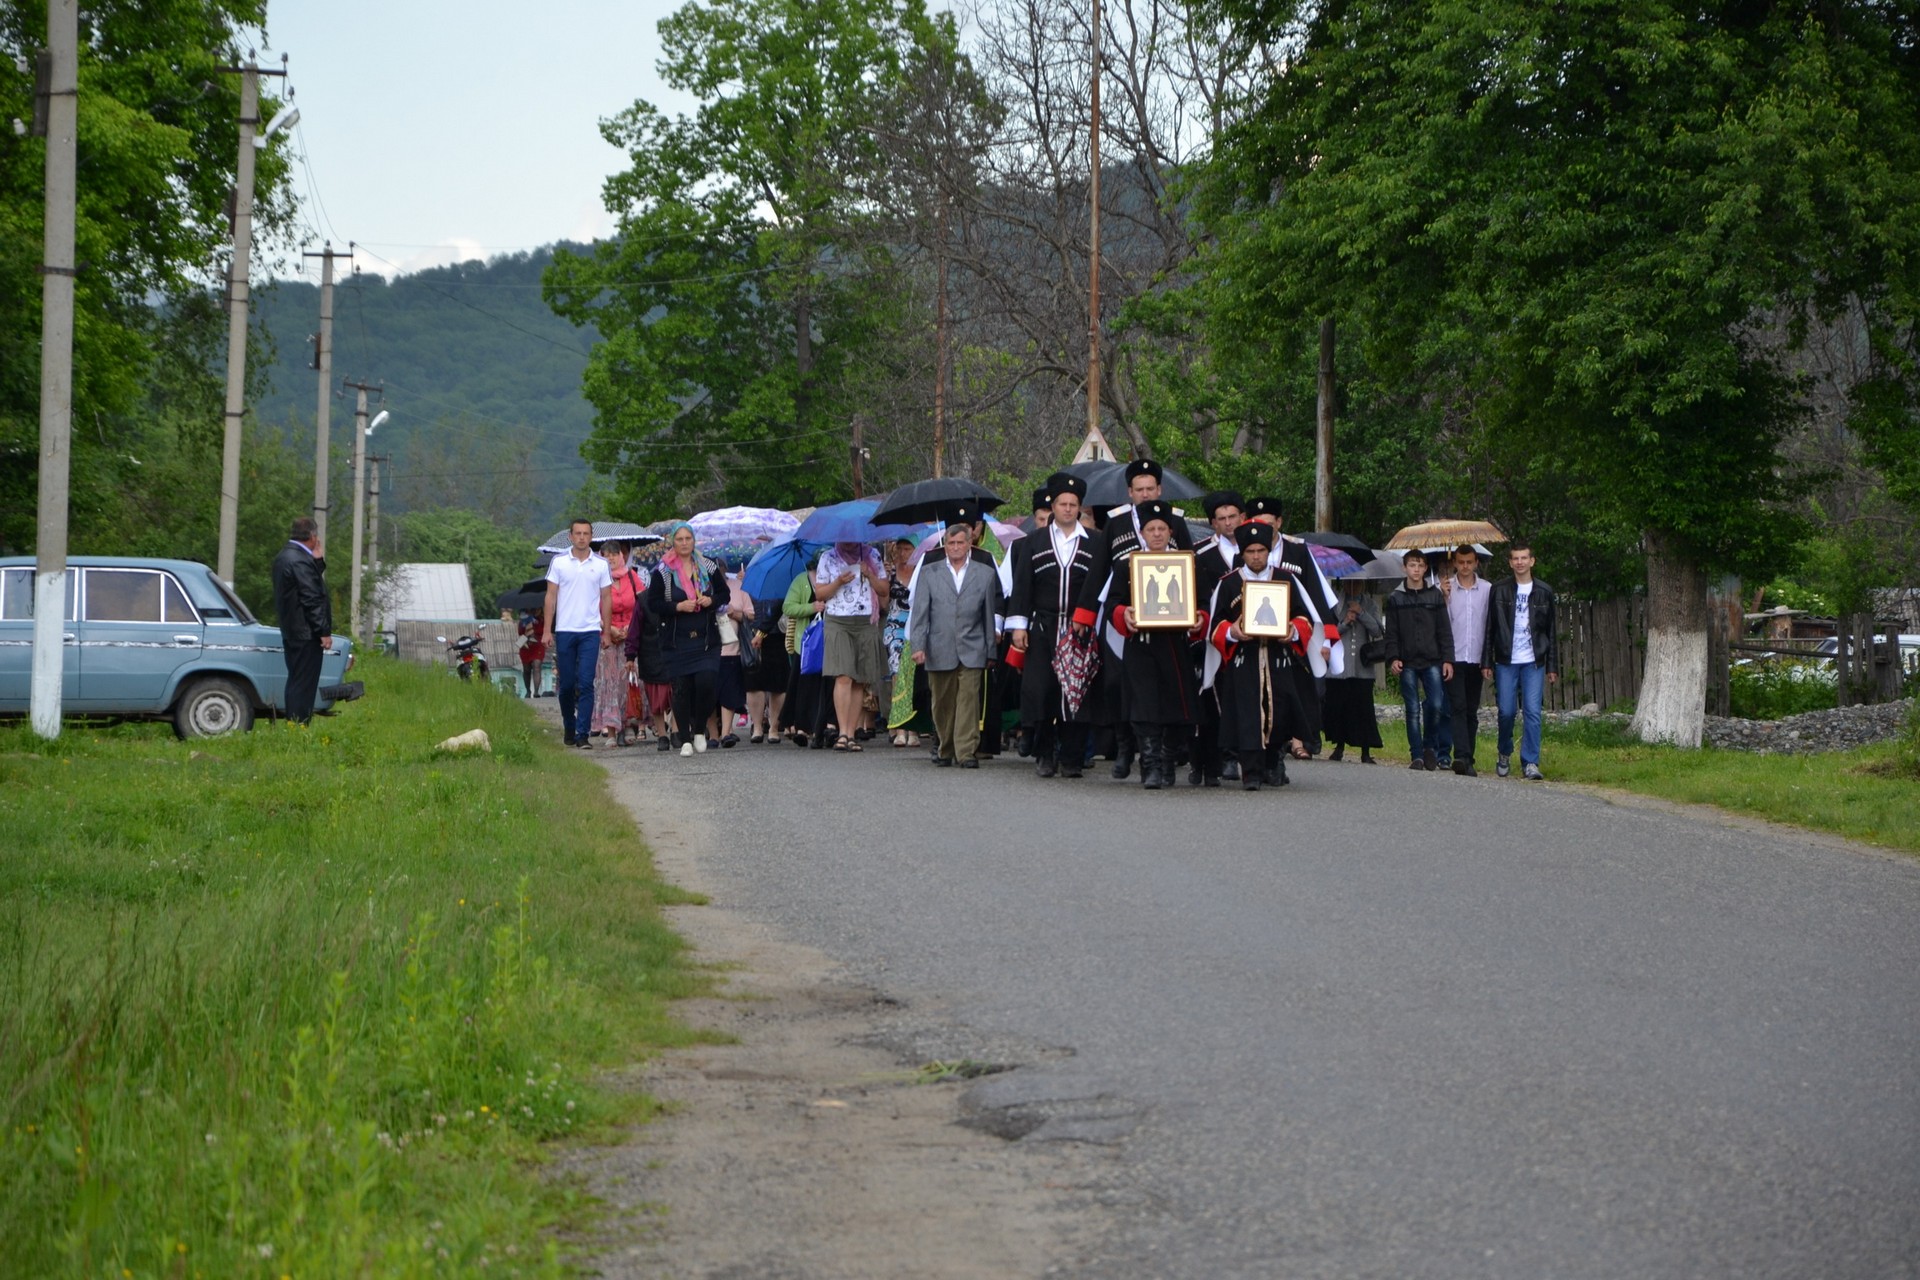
left=0, top=657, right=705, bottom=1277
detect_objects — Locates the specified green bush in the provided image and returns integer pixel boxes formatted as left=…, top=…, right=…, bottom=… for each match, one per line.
left=1728, top=659, right=1836, bottom=720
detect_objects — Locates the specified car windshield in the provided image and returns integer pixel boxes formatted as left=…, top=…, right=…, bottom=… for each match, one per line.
left=200, top=570, right=259, bottom=625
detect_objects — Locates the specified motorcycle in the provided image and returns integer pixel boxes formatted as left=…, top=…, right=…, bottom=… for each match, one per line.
left=436, top=634, right=491, bottom=682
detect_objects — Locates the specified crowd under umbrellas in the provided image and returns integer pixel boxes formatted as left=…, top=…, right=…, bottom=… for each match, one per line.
left=516, top=470, right=1536, bottom=785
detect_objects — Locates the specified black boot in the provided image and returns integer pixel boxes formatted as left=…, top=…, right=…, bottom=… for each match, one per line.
left=1111, top=730, right=1135, bottom=780
left=1036, top=752, right=1058, bottom=778
left=1221, top=757, right=1241, bottom=782
left=1328, top=743, right=1345, bottom=762
left=1140, top=733, right=1164, bottom=790
left=1057, top=730, right=1084, bottom=778
left=1242, top=762, right=1262, bottom=791
left=1268, top=747, right=1290, bottom=786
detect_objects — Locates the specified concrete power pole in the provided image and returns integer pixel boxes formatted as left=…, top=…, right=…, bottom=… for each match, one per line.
left=30, top=0, right=77, bottom=741
left=213, top=59, right=287, bottom=584
left=303, top=243, right=351, bottom=546
left=367, top=453, right=384, bottom=610
left=343, top=380, right=383, bottom=646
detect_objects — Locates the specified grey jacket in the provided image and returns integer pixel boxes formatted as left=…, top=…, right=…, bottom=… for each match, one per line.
left=1334, top=595, right=1383, bottom=680
left=908, top=556, right=1002, bottom=671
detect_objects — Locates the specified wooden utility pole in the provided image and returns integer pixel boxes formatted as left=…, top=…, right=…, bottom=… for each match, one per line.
left=343, top=380, right=383, bottom=645
left=1086, top=0, right=1102, bottom=444
left=30, top=0, right=77, bottom=740
left=1314, top=317, right=1336, bottom=530
left=303, top=243, right=351, bottom=546
left=933, top=200, right=949, bottom=479
left=851, top=414, right=867, bottom=498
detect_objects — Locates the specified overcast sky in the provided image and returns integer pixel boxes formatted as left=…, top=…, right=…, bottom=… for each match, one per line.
left=257, top=0, right=698, bottom=280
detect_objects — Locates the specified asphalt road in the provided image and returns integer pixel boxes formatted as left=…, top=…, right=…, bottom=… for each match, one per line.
left=597, top=735, right=1920, bottom=1279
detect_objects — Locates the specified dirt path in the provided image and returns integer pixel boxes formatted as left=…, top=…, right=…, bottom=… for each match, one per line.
left=560, top=746, right=1121, bottom=1278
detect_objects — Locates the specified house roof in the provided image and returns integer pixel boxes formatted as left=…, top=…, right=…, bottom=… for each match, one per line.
left=375, top=563, right=476, bottom=629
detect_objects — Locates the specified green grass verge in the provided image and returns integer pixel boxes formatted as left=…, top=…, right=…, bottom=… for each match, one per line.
left=1374, top=714, right=1920, bottom=852
left=0, top=656, right=707, bottom=1277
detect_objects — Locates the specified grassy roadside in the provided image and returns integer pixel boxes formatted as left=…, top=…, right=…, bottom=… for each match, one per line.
left=1373, top=714, right=1920, bottom=853
left=0, top=656, right=706, bottom=1277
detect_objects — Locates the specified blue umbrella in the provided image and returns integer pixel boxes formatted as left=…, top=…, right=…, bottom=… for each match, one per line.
left=792, top=499, right=917, bottom=544
left=743, top=535, right=827, bottom=601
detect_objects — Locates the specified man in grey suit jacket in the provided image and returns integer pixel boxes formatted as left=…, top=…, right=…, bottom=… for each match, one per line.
left=910, top=515, right=1003, bottom=768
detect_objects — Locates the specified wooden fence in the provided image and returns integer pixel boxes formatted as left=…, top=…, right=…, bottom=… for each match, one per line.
left=1542, top=596, right=1648, bottom=712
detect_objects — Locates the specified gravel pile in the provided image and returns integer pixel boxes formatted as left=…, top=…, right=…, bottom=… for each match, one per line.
left=1374, top=696, right=1913, bottom=754
left=1703, top=699, right=1914, bottom=755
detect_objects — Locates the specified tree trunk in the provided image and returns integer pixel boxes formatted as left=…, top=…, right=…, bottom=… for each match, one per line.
left=1630, top=530, right=1709, bottom=746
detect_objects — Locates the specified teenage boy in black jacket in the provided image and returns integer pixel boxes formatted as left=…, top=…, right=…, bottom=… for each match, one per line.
left=1481, top=543, right=1559, bottom=780
left=1383, top=549, right=1454, bottom=770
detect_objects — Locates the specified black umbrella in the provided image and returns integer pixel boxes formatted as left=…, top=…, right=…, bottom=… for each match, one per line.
left=1064, top=459, right=1206, bottom=508
left=870, top=477, right=1005, bottom=525
left=496, top=577, right=549, bottom=613
left=1298, top=531, right=1377, bottom=564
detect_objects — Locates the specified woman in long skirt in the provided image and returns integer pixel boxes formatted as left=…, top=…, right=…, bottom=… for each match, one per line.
left=589, top=544, right=640, bottom=741
left=1322, top=581, right=1386, bottom=762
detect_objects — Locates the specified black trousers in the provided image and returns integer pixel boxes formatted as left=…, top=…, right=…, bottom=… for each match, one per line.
left=1447, top=664, right=1486, bottom=765
left=671, top=669, right=717, bottom=745
left=1032, top=718, right=1089, bottom=763
left=282, top=637, right=324, bottom=723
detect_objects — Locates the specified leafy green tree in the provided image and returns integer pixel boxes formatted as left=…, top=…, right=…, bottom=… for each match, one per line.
left=1193, top=0, right=1920, bottom=743
left=545, top=0, right=955, bottom=518
left=1, top=0, right=297, bottom=553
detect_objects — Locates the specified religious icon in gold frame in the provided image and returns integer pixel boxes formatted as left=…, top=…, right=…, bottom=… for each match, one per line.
left=1240, top=580, right=1294, bottom=639
left=1129, top=551, right=1197, bottom=629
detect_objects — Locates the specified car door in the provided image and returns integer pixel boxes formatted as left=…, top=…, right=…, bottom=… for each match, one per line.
left=0, top=567, right=78, bottom=712
left=74, top=567, right=203, bottom=712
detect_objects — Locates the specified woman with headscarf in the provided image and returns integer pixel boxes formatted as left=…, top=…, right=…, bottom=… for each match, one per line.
left=588, top=543, right=640, bottom=742
left=645, top=522, right=732, bottom=756
left=813, top=539, right=889, bottom=752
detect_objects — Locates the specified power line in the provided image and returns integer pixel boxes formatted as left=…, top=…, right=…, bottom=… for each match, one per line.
left=352, top=245, right=594, bottom=358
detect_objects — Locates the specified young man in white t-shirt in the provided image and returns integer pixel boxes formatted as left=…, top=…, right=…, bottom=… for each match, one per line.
left=542, top=519, right=613, bottom=748
left=1481, top=543, right=1559, bottom=780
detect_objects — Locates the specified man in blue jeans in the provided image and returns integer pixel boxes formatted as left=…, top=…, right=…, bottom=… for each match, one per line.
left=1383, top=549, right=1454, bottom=770
left=542, top=519, right=612, bottom=749
left=1481, top=542, right=1559, bottom=780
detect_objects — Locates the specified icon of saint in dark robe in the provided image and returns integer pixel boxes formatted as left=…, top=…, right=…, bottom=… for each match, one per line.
left=1254, top=594, right=1279, bottom=629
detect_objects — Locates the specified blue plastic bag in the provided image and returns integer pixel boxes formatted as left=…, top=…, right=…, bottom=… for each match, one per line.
left=799, top=616, right=825, bottom=676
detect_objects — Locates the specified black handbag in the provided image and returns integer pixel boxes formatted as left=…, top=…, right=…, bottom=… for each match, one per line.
left=1359, top=637, right=1387, bottom=666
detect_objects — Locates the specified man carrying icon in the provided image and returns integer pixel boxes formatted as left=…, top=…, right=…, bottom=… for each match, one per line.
left=1205, top=522, right=1311, bottom=791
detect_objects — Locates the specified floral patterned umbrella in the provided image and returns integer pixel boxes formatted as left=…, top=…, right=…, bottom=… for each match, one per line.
left=1052, top=623, right=1103, bottom=719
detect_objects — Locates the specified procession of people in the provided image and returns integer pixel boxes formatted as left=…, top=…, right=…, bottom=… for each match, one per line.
left=532, top=464, right=1561, bottom=783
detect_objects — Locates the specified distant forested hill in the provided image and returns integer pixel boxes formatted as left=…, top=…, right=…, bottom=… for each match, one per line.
left=252, top=245, right=598, bottom=537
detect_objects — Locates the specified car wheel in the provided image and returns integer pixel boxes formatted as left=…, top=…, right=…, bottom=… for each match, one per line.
left=173, top=676, right=256, bottom=739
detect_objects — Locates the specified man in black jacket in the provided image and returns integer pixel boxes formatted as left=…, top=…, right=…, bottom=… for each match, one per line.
left=1383, top=549, right=1454, bottom=770
left=1480, top=542, right=1559, bottom=780
left=271, top=516, right=334, bottom=724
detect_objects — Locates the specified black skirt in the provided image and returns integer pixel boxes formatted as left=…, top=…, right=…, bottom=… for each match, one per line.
left=1321, top=678, right=1384, bottom=748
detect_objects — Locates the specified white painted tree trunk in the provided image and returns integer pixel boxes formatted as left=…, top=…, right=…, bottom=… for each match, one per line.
left=1630, top=532, right=1709, bottom=747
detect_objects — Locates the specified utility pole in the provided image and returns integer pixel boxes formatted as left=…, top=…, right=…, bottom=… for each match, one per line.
left=933, top=199, right=949, bottom=479
left=214, top=58, right=287, bottom=584
left=367, top=453, right=384, bottom=605
left=303, top=242, right=351, bottom=546
left=1314, top=317, right=1336, bottom=531
left=30, top=0, right=77, bottom=740
left=850, top=414, right=867, bottom=499
left=1086, top=0, right=1103, bottom=446
left=343, top=379, right=383, bottom=646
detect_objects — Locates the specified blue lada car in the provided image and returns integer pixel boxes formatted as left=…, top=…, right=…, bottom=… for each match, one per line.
left=0, top=556, right=361, bottom=737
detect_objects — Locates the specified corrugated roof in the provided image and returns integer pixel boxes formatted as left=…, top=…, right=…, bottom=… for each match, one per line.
left=375, top=563, right=476, bottom=629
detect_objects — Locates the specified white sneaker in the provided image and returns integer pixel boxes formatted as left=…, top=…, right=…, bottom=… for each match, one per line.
left=694, top=733, right=708, bottom=753
left=680, top=742, right=693, bottom=757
